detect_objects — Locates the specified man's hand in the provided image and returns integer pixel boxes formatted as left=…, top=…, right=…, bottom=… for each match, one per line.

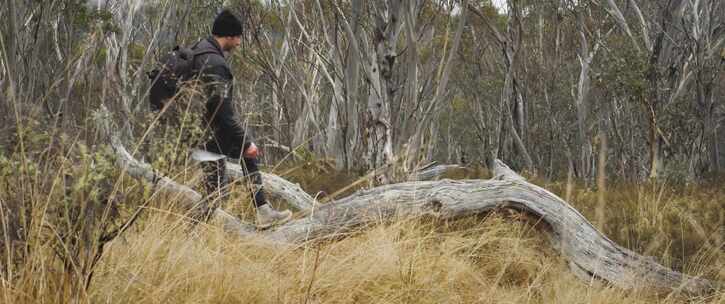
left=243, top=143, right=259, bottom=159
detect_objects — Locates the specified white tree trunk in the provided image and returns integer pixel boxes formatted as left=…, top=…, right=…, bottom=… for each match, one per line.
left=604, top=0, right=641, bottom=53
left=469, top=3, right=533, bottom=172
left=573, top=11, right=603, bottom=180
left=4, top=0, right=19, bottom=98
left=268, top=8, right=293, bottom=149
left=361, top=0, right=405, bottom=182
left=405, top=2, right=467, bottom=173
left=291, top=50, right=323, bottom=153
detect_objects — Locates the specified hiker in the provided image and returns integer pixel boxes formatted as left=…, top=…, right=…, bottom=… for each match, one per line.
left=191, top=9, right=292, bottom=228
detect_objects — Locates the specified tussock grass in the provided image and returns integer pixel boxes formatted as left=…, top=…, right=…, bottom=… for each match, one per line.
left=1, top=114, right=723, bottom=303
left=87, top=211, right=723, bottom=304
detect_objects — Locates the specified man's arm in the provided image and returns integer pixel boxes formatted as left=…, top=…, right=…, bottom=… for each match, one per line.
left=200, top=65, right=253, bottom=158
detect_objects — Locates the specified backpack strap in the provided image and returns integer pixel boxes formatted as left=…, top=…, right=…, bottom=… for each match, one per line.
left=188, top=49, right=220, bottom=78
left=190, top=39, right=221, bottom=58
left=192, top=49, right=218, bottom=57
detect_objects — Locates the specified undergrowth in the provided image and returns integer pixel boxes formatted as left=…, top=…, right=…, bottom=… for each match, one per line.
left=0, top=113, right=724, bottom=303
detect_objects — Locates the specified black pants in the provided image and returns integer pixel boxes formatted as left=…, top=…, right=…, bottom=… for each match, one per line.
left=198, top=157, right=268, bottom=221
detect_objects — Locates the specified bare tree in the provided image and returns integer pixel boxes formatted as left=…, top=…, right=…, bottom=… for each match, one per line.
left=603, top=0, right=724, bottom=178
left=404, top=0, right=467, bottom=174
left=469, top=1, right=534, bottom=172
left=684, top=0, right=725, bottom=177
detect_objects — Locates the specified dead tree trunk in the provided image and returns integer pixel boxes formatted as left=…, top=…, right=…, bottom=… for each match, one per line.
left=99, top=109, right=718, bottom=295
left=263, top=163, right=717, bottom=295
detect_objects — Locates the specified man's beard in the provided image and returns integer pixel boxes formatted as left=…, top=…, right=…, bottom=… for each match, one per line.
left=222, top=44, right=237, bottom=52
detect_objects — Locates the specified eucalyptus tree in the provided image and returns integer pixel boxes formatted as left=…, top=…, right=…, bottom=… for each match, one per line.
left=604, top=0, right=725, bottom=178
left=326, top=0, right=469, bottom=181
left=402, top=0, right=468, bottom=176
left=468, top=1, right=534, bottom=172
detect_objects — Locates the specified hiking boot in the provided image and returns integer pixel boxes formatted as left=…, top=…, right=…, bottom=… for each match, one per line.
left=256, top=204, right=292, bottom=229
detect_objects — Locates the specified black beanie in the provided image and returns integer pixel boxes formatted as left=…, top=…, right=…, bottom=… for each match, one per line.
left=212, top=9, right=243, bottom=37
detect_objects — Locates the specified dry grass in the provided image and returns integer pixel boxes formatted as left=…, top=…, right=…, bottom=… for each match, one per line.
left=86, top=208, right=724, bottom=304
left=1, top=127, right=723, bottom=303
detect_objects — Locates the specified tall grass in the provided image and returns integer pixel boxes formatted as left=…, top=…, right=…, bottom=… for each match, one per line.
left=1, top=110, right=723, bottom=303
left=88, top=210, right=722, bottom=303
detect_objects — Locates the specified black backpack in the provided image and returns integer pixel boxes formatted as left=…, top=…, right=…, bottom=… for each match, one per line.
left=147, top=45, right=215, bottom=111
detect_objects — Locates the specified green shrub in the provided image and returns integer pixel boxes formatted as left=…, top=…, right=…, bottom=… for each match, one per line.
left=0, top=115, right=146, bottom=300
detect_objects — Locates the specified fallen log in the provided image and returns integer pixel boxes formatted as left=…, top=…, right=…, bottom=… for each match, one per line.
left=408, top=164, right=467, bottom=181
left=106, top=131, right=258, bottom=236
left=227, top=164, right=315, bottom=211
left=98, top=109, right=718, bottom=295
left=258, top=161, right=717, bottom=295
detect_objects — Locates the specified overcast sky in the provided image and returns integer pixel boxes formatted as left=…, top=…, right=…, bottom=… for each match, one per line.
left=453, top=0, right=508, bottom=15
left=492, top=0, right=507, bottom=10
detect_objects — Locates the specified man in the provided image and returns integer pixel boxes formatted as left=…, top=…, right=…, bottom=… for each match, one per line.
left=191, top=9, right=291, bottom=228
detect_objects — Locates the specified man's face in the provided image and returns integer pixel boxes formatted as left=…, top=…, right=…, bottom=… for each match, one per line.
left=222, top=36, right=242, bottom=52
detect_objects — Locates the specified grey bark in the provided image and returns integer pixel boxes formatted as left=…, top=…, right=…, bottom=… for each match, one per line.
left=101, top=103, right=718, bottom=294
left=4, top=0, right=18, bottom=100
left=604, top=0, right=641, bottom=53
left=342, top=0, right=363, bottom=170
left=290, top=46, right=323, bottom=153
left=269, top=6, right=293, bottom=147
left=405, top=2, right=467, bottom=174
left=358, top=0, right=405, bottom=182
left=469, top=3, right=534, bottom=172
left=572, top=9, right=608, bottom=180
left=257, top=160, right=718, bottom=295
left=408, top=164, right=466, bottom=181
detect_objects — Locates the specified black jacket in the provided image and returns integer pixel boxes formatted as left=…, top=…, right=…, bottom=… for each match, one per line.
left=193, top=37, right=251, bottom=159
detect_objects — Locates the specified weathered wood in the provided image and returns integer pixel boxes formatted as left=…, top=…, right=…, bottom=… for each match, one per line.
left=101, top=109, right=717, bottom=294
left=106, top=131, right=257, bottom=235
left=408, top=164, right=466, bottom=181
left=226, top=163, right=315, bottom=211
left=96, top=107, right=306, bottom=236
left=259, top=159, right=717, bottom=294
